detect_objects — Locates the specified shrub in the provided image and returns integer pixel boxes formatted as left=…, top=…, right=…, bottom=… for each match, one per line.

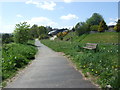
left=98, top=20, right=108, bottom=32
left=2, top=42, right=37, bottom=80
left=114, top=19, right=120, bottom=32
left=75, top=22, right=90, bottom=36
left=90, top=25, right=99, bottom=31
left=14, top=22, right=30, bottom=44
left=2, top=33, right=13, bottom=44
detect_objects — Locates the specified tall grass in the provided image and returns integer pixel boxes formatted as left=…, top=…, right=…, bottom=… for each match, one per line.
left=2, top=40, right=37, bottom=81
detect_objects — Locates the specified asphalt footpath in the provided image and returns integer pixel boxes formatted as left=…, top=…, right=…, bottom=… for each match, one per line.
left=4, top=39, right=98, bottom=88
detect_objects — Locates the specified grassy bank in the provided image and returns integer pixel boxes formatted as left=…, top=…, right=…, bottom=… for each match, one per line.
left=2, top=40, right=37, bottom=86
left=41, top=32, right=119, bottom=88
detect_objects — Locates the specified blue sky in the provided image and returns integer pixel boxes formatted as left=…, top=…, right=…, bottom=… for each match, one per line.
left=0, top=0, right=118, bottom=33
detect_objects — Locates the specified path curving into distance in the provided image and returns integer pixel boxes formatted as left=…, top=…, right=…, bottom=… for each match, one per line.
left=5, top=39, right=98, bottom=88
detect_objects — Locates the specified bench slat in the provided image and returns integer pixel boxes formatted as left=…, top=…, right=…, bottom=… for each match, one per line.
left=82, top=43, right=98, bottom=50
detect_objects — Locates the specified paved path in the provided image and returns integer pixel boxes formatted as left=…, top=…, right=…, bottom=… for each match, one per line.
left=5, top=39, right=98, bottom=88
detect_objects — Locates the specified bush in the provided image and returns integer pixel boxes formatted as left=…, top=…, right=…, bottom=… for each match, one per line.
left=90, top=25, right=98, bottom=31
left=14, top=22, right=30, bottom=44
left=2, top=42, right=37, bottom=80
left=38, top=34, right=49, bottom=40
left=2, top=33, right=13, bottom=44
left=75, top=22, right=90, bottom=36
left=114, top=19, right=120, bottom=32
left=98, top=20, right=108, bottom=32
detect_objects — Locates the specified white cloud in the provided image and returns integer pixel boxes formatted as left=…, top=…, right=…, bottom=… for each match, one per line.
left=1, top=24, right=15, bottom=33
left=60, top=14, right=79, bottom=20
left=25, top=0, right=56, bottom=10
left=16, top=14, right=23, bottom=18
left=107, top=18, right=118, bottom=26
left=109, top=18, right=118, bottom=22
left=108, top=22, right=116, bottom=26
left=25, top=17, right=58, bottom=27
left=63, top=0, right=73, bottom=3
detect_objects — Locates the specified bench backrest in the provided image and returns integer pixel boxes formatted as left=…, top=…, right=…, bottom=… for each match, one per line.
left=86, top=43, right=98, bottom=48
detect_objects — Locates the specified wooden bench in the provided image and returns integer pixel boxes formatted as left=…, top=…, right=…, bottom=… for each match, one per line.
left=82, top=43, right=98, bottom=52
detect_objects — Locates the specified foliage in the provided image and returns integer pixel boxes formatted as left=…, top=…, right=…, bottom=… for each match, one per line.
left=14, top=22, right=30, bottom=44
left=57, top=31, right=68, bottom=40
left=75, top=22, right=90, bottom=36
left=90, top=25, right=99, bottom=31
left=114, top=19, right=120, bottom=32
left=38, top=26, right=47, bottom=36
left=38, top=34, right=49, bottom=40
left=30, top=24, right=39, bottom=39
left=57, top=32, right=64, bottom=40
left=2, top=41, right=37, bottom=80
left=2, top=33, right=13, bottom=44
left=86, top=13, right=103, bottom=26
left=98, top=20, right=108, bottom=32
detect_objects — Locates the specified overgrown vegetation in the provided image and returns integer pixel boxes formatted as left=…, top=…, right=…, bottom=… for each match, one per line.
left=2, top=40, right=37, bottom=81
left=41, top=32, right=119, bottom=88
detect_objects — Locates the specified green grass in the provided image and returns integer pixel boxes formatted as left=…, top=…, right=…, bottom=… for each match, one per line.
left=2, top=40, right=38, bottom=82
left=63, top=32, right=119, bottom=44
left=41, top=32, right=119, bottom=88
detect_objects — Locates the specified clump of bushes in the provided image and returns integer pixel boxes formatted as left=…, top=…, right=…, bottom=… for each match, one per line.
left=2, top=43, right=37, bottom=80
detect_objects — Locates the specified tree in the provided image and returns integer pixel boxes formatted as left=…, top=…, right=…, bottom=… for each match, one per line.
left=46, top=26, right=52, bottom=32
left=98, top=20, right=108, bottom=32
left=75, top=22, right=90, bottom=36
left=90, top=25, right=99, bottom=31
left=30, top=24, right=39, bottom=39
left=72, top=27, right=75, bottom=32
left=14, top=22, right=30, bottom=44
left=86, top=13, right=103, bottom=26
left=37, top=26, right=47, bottom=39
left=114, top=19, right=120, bottom=32
left=2, top=33, right=13, bottom=44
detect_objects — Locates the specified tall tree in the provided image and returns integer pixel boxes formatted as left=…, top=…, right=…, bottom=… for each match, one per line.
left=114, top=19, right=120, bottom=32
left=14, top=22, right=30, bottom=44
left=75, top=22, right=90, bottom=36
left=86, top=13, right=103, bottom=26
left=30, top=24, right=39, bottom=39
left=98, top=20, right=108, bottom=32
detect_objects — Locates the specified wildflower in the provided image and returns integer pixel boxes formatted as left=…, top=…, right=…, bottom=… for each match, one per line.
left=115, top=65, right=118, bottom=68
left=106, top=85, right=112, bottom=88
left=15, top=57, right=17, bottom=59
left=95, top=71, right=98, bottom=73
left=92, top=69, right=94, bottom=71
left=116, top=50, right=118, bottom=52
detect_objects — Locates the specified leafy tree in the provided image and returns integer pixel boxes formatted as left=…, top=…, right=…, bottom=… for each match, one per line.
left=90, top=25, right=99, bottom=31
left=37, top=26, right=47, bottom=39
left=30, top=24, right=39, bottom=39
left=86, top=13, right=103, bottom=26
left=114, top=19, right=120, bottom=32
left=72, top=27, right=75, bottom=32
left=57, top=32, right=63, bottom=40
left=75, top=22, right=90, bottom=36
left=14, top=22, right=30, bottom=44
left=98, top=20, right=108, bottom=32
left=2, top=33, right=13, bottom=44
left=46, top=26, right=52, bottom=32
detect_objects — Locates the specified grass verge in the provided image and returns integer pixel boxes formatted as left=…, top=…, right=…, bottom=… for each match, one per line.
left=41, top=36, right=119, bottom=88
left=1, top=40, right=38, bottom=87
